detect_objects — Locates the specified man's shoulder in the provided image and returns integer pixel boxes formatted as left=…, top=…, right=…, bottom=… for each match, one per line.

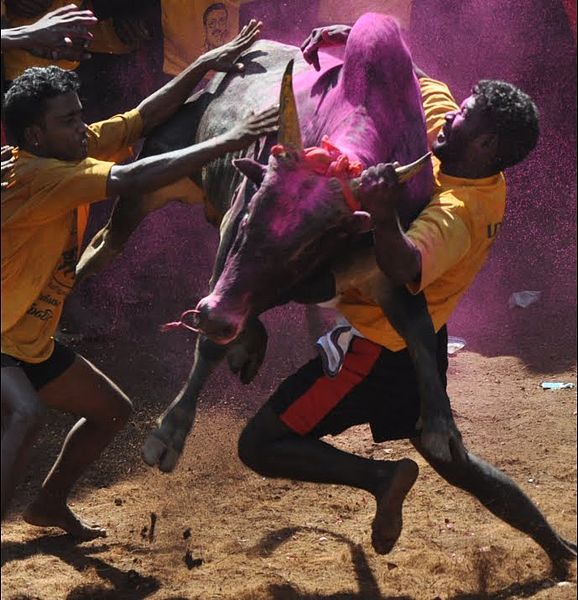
left=431, top=172, right=506, bottom=236
left=87, top=109, right=143, bottom=161
left=88, top=109, right=143, bottom=134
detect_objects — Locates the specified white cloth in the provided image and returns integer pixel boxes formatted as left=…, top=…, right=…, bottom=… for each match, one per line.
left=315, top=317, right=363, bottom=378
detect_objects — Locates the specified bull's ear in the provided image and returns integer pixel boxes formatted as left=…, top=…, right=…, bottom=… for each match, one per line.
left=233, top=158, right=267, bottom=186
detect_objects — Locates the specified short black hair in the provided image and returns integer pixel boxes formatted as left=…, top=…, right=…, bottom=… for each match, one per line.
left=3, top=66, right=80, bottom=146
left=203, top=2, right=228, bottom=26
left=472, top=80, right=539, bottom=170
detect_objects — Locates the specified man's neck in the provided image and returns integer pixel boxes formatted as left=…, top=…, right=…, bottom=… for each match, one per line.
left=21, top=143, right=52, bottom=158
left=440, top=160, right=497, bottom=179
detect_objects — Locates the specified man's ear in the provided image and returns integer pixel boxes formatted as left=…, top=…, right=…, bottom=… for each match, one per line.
left=474, top=132, right=499, bottom=154
left=24, top=124, right=43, bottom=150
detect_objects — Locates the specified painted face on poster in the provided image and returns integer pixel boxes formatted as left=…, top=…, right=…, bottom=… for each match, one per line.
left=203, top=2, right=232, bottom=51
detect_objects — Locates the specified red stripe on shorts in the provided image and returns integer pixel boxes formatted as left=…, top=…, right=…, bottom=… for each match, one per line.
left=280, top=337, right=382, bottom=435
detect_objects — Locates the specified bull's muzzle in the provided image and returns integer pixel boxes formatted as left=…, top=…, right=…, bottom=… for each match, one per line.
left=193, top=297, right=244, bottom=345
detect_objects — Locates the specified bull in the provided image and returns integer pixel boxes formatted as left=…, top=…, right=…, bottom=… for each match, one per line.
left=78, top=13, right=459, bottom=472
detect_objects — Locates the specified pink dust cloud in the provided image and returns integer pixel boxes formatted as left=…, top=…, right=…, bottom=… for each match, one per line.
left=74, top=0, right=575, bottom=377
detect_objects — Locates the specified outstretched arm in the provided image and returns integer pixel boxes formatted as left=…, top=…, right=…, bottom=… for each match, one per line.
left=137, top=19, right=263, bottom=136
left=1, top=4, right=97, bottom=60
left=107, top=105, right=278, bottom=198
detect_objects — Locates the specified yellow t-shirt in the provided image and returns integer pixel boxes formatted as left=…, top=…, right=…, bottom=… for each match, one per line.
left=337, top=77, right=506, bottom=351
left=1, top=109, right=143, bottom=362
left=161, top=0, right=241, bottom=76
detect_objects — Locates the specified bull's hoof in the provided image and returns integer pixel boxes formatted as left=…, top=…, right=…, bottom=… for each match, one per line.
left=142, top=432, right=182, bottom=473
left=420, top=420, right=467, bottom=464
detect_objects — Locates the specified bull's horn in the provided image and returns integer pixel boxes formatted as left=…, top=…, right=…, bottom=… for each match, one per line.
left=395, top=152, right=432, bottom=183
left=278, top=60, right=303, bottom=152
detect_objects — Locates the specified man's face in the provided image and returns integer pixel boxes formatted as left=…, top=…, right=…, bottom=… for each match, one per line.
left=432, top=94, right=489, bottom=164
left=33, top=92, right=88, bottom=161
left=204, top=8, right=229, bottom=49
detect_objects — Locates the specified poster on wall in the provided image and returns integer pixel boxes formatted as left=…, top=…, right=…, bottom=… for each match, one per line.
left=162, top=0, right=254, bottom=76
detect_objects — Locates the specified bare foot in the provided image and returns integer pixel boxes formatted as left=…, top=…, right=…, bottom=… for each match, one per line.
left=23, top=499, right=106, bottom=541
left=371, top=458, right=419, bottom=555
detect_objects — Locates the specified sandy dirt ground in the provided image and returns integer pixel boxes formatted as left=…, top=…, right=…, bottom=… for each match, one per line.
left=1, top=271, right=576, bottom=600
left=2, top=0, right=576, bottom=597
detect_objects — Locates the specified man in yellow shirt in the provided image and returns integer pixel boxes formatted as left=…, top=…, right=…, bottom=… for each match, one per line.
left=236, top=24, right=576, bottom=577
left=1, top=19, right=278, bottom=538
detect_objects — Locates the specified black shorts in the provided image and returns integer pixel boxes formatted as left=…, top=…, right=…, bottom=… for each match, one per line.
left=1, top=340, right=76, bottom=391
left=270, top=326, right=448, bottom=443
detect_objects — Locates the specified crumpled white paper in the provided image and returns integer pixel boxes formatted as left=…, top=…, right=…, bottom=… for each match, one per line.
left=508, top=290, right=542, bottom=309
left=447, top=336, right=466, bottom=355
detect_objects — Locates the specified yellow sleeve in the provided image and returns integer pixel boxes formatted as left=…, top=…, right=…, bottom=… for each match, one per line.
left=21, top=158, right=115, bottom=224
left=406, top=193, right=471, bottom=293
left=87, top=109, right=144, bottom=162
left=419, top=77, right=460, bottom=148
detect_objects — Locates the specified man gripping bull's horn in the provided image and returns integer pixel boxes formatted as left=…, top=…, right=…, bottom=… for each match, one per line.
left=235, top=19, right=576, bottom=578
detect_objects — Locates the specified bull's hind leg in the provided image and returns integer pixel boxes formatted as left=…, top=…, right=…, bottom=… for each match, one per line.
left=76, top=192, right=151, bottom=282
left=77, top=100, right=205, bottom=282
left=412, top=439, right=577, bottom=579
left=371, top=274, right=466, bottom=464
left=76, top=176, right=203, bottom=283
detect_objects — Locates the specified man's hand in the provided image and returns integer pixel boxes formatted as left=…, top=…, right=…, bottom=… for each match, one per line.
left=300, top=24, right=351, bottom=71
left=223, top=105, right=279, bottom=151
left=136, top=19, right=263, bottom=136
left=1, top=146, right=17, bottom=190
left=23, top=4, right=97, bottom=60
left=356, top=161, right=402, bottom=222
left=200, top=19, right=262, bottom=73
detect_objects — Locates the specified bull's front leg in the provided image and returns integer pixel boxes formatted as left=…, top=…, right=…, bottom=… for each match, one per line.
left=372, top=275, right=467, bottom=464
left=142, top=335, right=227, bottom=472
left=142, top=317, right=268, bottom=472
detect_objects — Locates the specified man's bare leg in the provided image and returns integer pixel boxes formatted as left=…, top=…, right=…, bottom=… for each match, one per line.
left=1, top=367, right=45, bottom=519
left=413, top=439, right=577, bottom=578
left=238, top=404, right=418, bottom=554
left=23, top=355, right=132, bottom=540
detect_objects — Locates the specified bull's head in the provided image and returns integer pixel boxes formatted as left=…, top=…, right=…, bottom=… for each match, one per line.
left=193, top=61, right=429, bottom=344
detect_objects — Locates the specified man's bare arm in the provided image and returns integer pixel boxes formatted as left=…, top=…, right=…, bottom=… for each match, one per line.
left=137, top=20, right=262, bottom=136
left=1, top=4, right=96, bottom=60
left=107, top=106, right=278, bottom=198
left=355, top=163, right=421, bottom=286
